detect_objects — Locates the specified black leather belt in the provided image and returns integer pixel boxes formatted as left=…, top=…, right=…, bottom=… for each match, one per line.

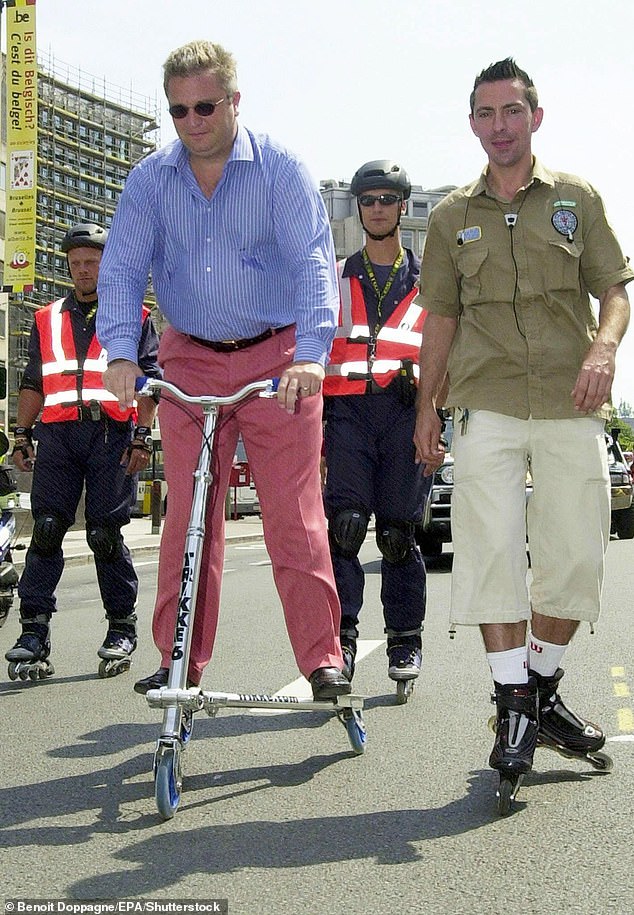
left=189, top=324, right=292, bottom=353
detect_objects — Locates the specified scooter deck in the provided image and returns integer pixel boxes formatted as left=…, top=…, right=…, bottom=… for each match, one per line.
left=147, top=686, right=365, bottom=714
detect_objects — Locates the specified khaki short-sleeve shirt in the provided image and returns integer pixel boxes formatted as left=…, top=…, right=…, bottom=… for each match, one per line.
left=420, top=159, right=633, bottom=419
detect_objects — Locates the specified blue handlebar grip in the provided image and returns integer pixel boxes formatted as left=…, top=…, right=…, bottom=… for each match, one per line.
left=135, top=376, right=149, bottom=391
left=270, top=377, right=280, bottom=391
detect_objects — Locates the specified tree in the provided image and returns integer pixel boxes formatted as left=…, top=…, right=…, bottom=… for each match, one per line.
left=609, top=411, right=634, bottom=451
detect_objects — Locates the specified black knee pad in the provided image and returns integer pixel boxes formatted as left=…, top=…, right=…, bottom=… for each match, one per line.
left=32, top=513, right=68, bottom=556
left=329, top=508, right=369, bottom=559
left=86, top=525, right=124, bottom=562
left=376, top=521, right=415, bottom=565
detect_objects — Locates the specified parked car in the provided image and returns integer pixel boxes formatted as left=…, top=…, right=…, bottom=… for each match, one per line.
left=415, top=412, right=455, bottom=557
left=607, top=430, right=634, bottom=539
left=416, top=420, right=634, bottom=555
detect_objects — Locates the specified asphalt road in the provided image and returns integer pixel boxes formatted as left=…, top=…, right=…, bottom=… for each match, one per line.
left=0, top=536, right=633, bottom=915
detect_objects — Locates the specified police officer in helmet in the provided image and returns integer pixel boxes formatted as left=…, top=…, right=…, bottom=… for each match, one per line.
left=323, top=160, right=438, bottom=692
left=6, top=222, right=161, bottom=680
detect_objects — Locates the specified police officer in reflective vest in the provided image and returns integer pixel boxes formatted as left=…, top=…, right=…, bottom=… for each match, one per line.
left=323, top=160, right=433, bottom=687
left=6, top=223, right=161, bottom=680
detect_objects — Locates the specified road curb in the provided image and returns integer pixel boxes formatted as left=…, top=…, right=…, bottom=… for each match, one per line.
left=12, top=531, right=266, bottom=569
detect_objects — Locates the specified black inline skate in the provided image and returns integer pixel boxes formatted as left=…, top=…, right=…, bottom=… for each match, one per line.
left=97, top=613, right=137, bottom=678
left=6, top=615, right=55, bottom=682
left=532, top=668, right=612, bottom=772
left=387, top=628, right=422, bottom=704
left=489, top=678, right=539, bottom=815
left=340, top=627, right=358, bottom=682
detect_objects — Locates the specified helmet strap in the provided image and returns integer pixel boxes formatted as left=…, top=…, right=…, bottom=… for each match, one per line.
left=358, top=203, right=402, bottom=242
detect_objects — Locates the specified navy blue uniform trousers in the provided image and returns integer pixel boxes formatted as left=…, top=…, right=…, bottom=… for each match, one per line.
left=323, top=393, right=431, bottom=634
left=18, top=420, right=138, bottom=619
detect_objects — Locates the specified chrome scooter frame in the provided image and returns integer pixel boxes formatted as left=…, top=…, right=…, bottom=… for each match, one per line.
left=136, top=376, right=366, bottom=819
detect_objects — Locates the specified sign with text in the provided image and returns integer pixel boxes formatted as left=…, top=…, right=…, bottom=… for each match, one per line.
left=3, top=0, right=37, bottom=292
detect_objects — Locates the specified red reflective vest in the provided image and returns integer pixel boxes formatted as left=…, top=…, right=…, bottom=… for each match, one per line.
left=36, top=297, right=150, bottom=423
left=323, top=262, right=426, bottom=395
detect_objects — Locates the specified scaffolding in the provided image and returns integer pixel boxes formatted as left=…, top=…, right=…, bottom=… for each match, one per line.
left=3, top=52, right=160, bottom=425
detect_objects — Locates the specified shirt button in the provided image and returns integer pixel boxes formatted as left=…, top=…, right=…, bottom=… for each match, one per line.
left=206, top=266, right=211, bottom=272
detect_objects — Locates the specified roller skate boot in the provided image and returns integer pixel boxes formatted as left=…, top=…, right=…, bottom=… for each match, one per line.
left=97, top=614, right=137, bottom=678
left=532, top=668, right=612, bottom=772
left=387, top=629, right=422, bottom=704
left=340, top=627, right=358, bottom=682
left=6, top=616, right=55, bottom=682
left=489, top=678, right=539, bottom=815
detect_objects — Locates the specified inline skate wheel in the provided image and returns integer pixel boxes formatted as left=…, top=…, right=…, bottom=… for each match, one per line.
left=98, top=658, right=130, bottom=678
left=396, top=680, right=415, bottom=705
left=587, top=751, right=613, bottom=773
left=8, top=662, right=18, bottom=681
left=496, top=774, right=522, bottom=817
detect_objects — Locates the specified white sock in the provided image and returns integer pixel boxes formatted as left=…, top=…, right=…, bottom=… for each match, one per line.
left=528, top=633, right=567, bottom=677
left=486, top=646, right=528, bottom=685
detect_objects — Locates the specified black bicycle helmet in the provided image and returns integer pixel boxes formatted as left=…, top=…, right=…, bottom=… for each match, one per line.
left=350, top=160, right=411, bottom=200
left=60, top=223, right=109, bottom=253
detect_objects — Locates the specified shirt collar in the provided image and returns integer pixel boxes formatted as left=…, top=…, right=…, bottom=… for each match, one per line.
left=342, top=247, right=420, bottom=283
left=161, top=123, right=255, bottom=172
left=61, top=291, right=94, bottom=312
left=467, top=156, right=555, bottom=198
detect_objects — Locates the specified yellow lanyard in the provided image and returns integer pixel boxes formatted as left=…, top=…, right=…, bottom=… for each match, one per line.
left=361, top=247, right=404, bottom=333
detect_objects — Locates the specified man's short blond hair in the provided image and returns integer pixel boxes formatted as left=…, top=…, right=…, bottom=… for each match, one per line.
left=163, top=40, right=238, bottom=96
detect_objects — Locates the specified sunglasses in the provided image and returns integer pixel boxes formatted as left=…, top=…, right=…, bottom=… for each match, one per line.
left=168, top=98, right=226, bottom=119
left=358, top=193, right=402, bottom=207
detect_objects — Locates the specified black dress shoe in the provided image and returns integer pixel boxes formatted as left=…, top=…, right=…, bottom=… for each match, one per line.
left=134, top=666, right=169, bottom=694
left=309, top=666, right=352, bottom=701
left=134, top=666, right=197, bottom=695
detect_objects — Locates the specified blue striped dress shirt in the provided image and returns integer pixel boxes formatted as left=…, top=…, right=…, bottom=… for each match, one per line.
left=97, top=124, right=339, bottom=366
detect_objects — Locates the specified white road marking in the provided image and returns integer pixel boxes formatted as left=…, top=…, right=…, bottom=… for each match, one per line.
left=250, top=639, right=384, bottom=713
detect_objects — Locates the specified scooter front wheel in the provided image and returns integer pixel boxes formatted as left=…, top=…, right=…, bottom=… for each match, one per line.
left=154, top=742, right=182, bottom=820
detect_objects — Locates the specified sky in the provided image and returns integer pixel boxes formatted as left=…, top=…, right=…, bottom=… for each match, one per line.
left=23, top=0, right=634, bottom=406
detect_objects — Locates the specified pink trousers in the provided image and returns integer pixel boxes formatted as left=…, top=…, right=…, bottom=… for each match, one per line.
left=152, top=325, right=343, bottom=684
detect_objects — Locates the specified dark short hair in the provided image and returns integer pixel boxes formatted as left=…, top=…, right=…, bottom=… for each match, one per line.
left=469, top=57, right=539, bottom=113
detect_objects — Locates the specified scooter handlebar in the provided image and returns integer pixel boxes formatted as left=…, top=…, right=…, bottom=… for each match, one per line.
left=135, top=376, right=279, bottom=405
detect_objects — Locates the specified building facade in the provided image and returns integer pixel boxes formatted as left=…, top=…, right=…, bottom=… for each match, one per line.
left=0, top=53, right=159, bottom=430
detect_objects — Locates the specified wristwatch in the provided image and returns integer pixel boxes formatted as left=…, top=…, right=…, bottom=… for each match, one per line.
left=133, top=425, right=153, bottom=449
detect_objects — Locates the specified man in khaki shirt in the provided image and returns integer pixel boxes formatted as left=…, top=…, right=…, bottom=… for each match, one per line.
left=414, top=57, right=632, bottom=813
